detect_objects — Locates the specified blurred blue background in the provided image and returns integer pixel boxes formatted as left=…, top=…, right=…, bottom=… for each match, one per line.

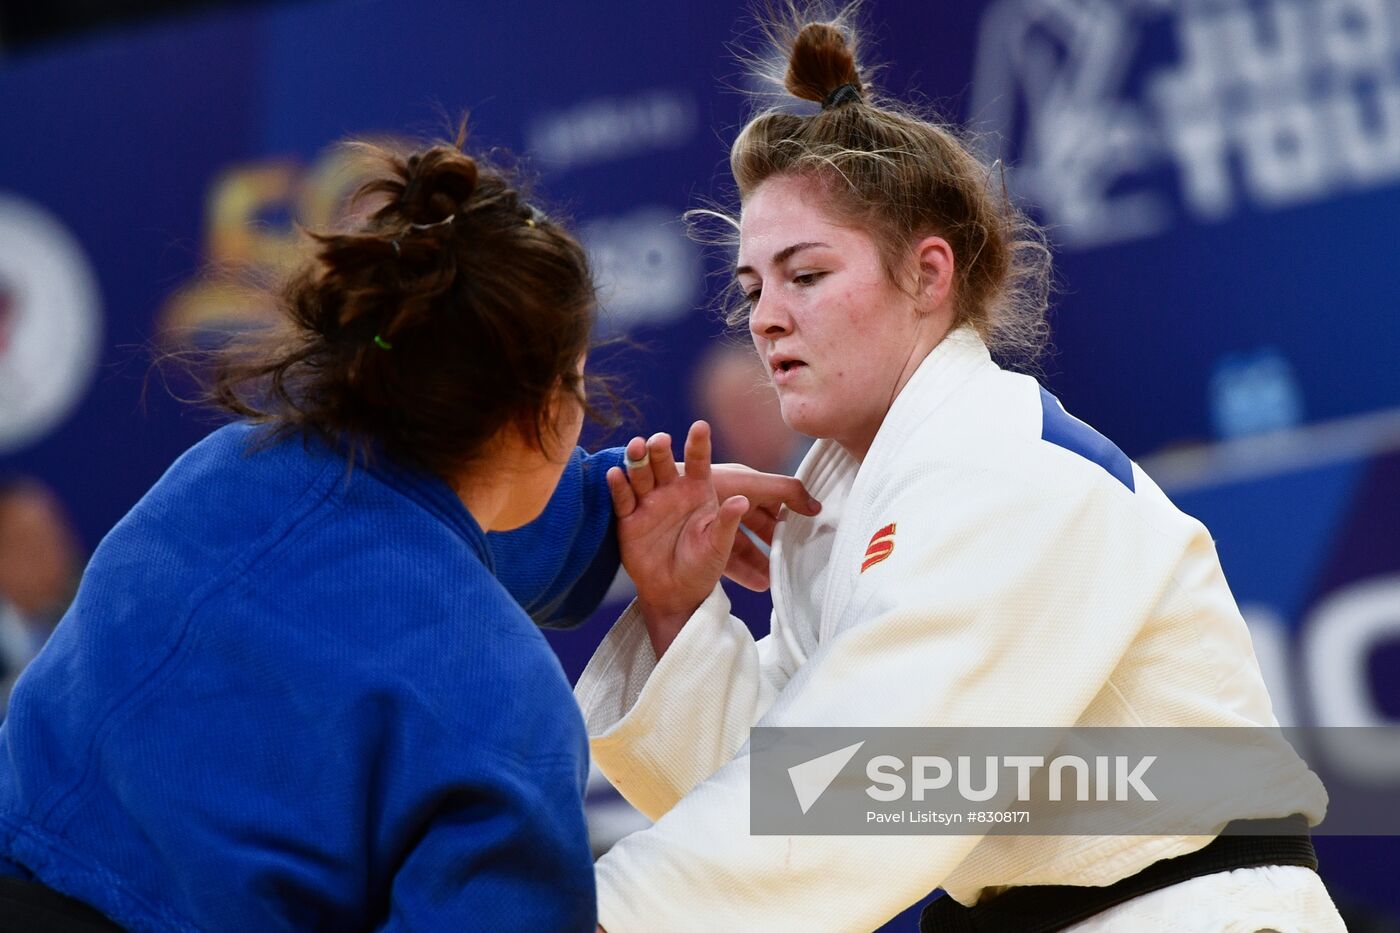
left=1, top=0, right=1398, bottom=928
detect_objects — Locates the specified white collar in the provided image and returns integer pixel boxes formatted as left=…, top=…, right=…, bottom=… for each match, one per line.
left=795, top=325, right=995, bottom=488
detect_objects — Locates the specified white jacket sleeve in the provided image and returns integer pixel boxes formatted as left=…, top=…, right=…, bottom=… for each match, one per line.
left=593, top=463, right=1189, bottom=933
left=574, top=583, right=798, bottom=819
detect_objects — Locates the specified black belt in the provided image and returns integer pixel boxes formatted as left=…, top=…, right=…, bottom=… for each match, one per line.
left=919, top=815, right=1316, bottom=933
left=0, top=877, right=127, bottom=933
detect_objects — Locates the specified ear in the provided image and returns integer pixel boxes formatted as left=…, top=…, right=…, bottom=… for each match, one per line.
left=912, top=235, right=955, bottom=314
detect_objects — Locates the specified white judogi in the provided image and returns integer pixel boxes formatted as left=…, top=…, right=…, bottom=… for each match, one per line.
left=576, top=328, right=1337, bottom=932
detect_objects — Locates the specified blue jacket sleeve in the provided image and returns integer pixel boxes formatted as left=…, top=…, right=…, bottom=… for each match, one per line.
left=487, top=447, right=624, bottom=629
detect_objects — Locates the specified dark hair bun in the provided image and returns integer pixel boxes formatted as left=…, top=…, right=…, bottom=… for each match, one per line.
left=395, top=149, right=479, bottom=227
left=784, top=22, right=862, bottom=104
left=204, top=126, right=610, bottom=478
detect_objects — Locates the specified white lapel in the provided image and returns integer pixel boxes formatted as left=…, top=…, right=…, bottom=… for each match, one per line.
left=769, top=438, right=856, bottom=661
left=815, top=327, right=997, bottom=642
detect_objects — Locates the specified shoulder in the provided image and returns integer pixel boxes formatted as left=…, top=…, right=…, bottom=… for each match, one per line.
left=143, top=428, right=548, bottom=664
left=194, top=506, right=580, bottom=748
left=868, top=370, right=1077, bottom=496
left=161, top=421, right=322, bottom=486
left=125, top=423, right=338, bottom=538
left=84, top=424, right=342, bottom=615
left=868, top=369, right=1195, bottom=545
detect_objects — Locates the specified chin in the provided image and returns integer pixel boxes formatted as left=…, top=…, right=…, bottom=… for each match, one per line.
left=778, top=405, right=838, bottom=442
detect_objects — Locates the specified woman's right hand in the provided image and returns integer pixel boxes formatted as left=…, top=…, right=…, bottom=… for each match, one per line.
left=607, top=422, right=749, bottom=658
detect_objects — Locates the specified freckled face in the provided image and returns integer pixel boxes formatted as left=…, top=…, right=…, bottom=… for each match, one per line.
left=737, top=174, right=931, bottom=458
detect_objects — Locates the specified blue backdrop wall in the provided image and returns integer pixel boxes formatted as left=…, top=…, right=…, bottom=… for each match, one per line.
left=2, top=0, right=1398, bottom=924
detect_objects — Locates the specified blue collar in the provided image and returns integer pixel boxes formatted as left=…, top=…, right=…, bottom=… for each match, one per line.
left=363, top=452, right=494, bottom=573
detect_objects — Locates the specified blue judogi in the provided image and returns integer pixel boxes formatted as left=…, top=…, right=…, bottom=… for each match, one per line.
left=0, top=423, right=621, bottom=932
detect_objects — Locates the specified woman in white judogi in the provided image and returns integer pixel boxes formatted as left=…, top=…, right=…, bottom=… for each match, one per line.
left=579, top=11, right=1346, bottom=932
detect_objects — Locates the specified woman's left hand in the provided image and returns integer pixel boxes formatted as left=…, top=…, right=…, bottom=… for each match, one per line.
left=709, top=461, right=819, bottom=590
left=607, top=422, right=750, bottom=657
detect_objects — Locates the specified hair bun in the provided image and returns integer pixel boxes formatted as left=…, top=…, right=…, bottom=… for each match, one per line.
left=397, top=147, right=480, bottom=227
left=785, top=22, right=862, bottom=105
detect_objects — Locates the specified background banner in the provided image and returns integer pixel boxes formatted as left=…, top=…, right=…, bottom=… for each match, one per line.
left=3, top=0, right=1398, bottom=924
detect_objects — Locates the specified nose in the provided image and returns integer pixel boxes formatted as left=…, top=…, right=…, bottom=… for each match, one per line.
left=748, top=289, right=793, bottom=341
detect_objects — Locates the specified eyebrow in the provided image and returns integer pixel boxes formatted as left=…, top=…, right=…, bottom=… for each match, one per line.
left=735, top=241, right=832, bottom=278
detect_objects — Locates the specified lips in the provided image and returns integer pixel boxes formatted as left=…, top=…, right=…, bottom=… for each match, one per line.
left=769, top=355, right=807, bottom=385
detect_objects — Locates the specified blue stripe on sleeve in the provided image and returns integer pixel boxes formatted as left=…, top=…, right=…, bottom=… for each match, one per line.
left=1040, top=386, right=1136, bottom=492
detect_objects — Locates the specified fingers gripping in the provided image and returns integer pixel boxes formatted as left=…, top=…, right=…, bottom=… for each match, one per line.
left=710, top=465, right=821, bottom=521
left=683, top=421, right=713, bottom=483
left=647, top=432, right=680, bottom=485
left=624, top=436, right=654, bottom=496
left=743, top=505, right=780, bottom=545
left=726, top=530, right=773, bottom=591
left=713, top=494, right=749, bottom=558
left=756, top=475, right=820, bottom=517
left=606, top=467, right=636, bottom=518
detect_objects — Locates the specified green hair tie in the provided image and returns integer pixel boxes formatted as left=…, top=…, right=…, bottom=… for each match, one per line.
left=373, top=334, right=394, bottom=351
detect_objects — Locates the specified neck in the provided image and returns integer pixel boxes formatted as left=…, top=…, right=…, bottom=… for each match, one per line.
left=452, top=475, right=512, bottom=533
left=447, top=436, right=560, bottom=533
left=836, top=430, right=877, bottom=465
left=837, top=318, right=952, bottom=463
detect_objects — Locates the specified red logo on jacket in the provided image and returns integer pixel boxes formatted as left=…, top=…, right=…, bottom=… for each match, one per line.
left=861, top=523, right=896, bottom=573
